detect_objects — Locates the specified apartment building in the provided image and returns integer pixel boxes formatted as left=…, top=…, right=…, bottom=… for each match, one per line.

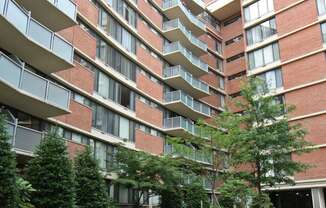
left=1, top=0, right=325, bottom=207
left=207, top=0, right=326, bottom=207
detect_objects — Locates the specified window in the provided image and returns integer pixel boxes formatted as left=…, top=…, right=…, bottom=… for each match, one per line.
left=217, top=58, right=223, bottom=72
left=244, top=0, right=274, bottom=22
left=108, top=0, right=137, bottom=28
left=94, top=69, right=135, bottom=110
left=317, top=0, right=326, bottom=15
left=246, top=18, right=277, bottom=45
left=95, top=38, right=136, bottom=81
left=228, top=71, right=246, bottom=80
left=225, top=34, right=243, bottom=46
left=226, top=53, right=244, bottom=62
left=223, top=15, right=241, bottom=26
left=216, top=40, right=222, bottom=54
left=219, top=76, right=225, bottom=90
left=248, top=42, right=279, bottom=70
left=257, top=69, right=283, bottom=91
left=321, top=23, right=326, bottom=42
left=91, top=104, right=135, bottom=142
left=98, top=7, right=136, bottom=53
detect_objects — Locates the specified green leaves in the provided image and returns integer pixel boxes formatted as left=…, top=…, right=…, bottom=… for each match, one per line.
left=26, top=132, right=75, bottom=208
left=74, top=148, right=113, bottom=208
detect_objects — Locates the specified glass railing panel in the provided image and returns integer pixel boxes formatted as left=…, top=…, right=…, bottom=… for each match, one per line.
left=5, top=122, right=15, bottom=145
left=53, top=35, right=73, bottom=62
left=28, top=19, right=52, bottom=49
left=3, top=0, right=74, bottom=63
left=47, top=83, right=70, bottom=109
left=0, top=0, right=5, bottom=14
left=21, top=70, right=47, bottom=99
left=6, top=0, right=28, bottom=34
left=56, top=0, right=76, bottom=20
left=14, top=125, right=43, bottom=152
left=0, top=55, right=21, bottom=87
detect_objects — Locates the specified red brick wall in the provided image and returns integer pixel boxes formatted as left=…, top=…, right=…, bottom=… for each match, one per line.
left=75, top=0, right=98, bottom=25
left=59, top=26, right=97, bottom=59
left=201, top=94, right=221, bottom=108
left=135, top=99, right=163, bottom=128
left=291, top=114, right=326, bottom=145
left=226, top=77, right=244, bottom=95
left=137, top=0, right=162, bottom=29
left=201, top=53, right=217, bottom=69
left=282, top=53, right=326, bottom=89
left=275, top=0, right=317, bottom=35
left=200, top=71, right=219, bottom=88
left=66, top=140, right=86, bottom=159
left=137, top=18, right=163, bottom=52
left=224, top=38, right=244, bottom=58
left=225, top=57, right=246, bottom=76
left=199, top=34, right=216, bottom=51
left=55, top=100, right=93, bottom=132
left=279, top=25, right=322, bottom=62
left=135, top=129, right=164, bottom=155
left=293, top=148, right=326, bottom=181
left=136, top=73, right=163, bottom=101
left=56, top=62, right=94, bottom=94
left=136, top=45, right=163, bottom=76
left=285, top=83, right=326, bottom=118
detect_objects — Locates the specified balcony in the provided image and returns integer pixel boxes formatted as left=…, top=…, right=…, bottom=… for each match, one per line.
left=207, top=0, right=241, bottom=20
left=163, top=42, right=208, bottom=77
left=0, top=52, right=70, bottom=118
left=163, top=90, right=211, bottom=120
left=163, top=66, right=209, bottom=98
left=182, top=0, right=205, bottom=15
left=162, top=0, right=206, bottom=36
left=163, top=19, right=207, bottom=56
left=6, top=119, right=86, bottom=158
left=15, top=0, right=77, bottom=31
left=0, top=0, right=74, bottom=74
left=6, top=120, right=44, bottom=156
left=163, top=116, right=197, bottom=138
left=165, top=142, right=213, bottom=165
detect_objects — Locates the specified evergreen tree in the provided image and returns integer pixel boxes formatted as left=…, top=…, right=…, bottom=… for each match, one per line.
left=74, top=147, right=113, bottom=208
left=26, top=132, right=75, bottom=208
left=0, top=114, right=18, bottom=207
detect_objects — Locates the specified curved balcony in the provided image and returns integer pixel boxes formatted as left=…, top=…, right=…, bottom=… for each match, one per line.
left=163, top=90, right=211, bottom=120
left=182, top=0, right=205, bottom=15
left=163, top=116, right=197, bottom=138
left=15, top=0, right=77, bottom=31
left=163, top=66, right=209, bottom=98
left=162, top=0, right=206, bottom=36
left=0, top=0, right=74, bottom=74
left=0, top=52, right=70, bottom=118
left=207, top=0, right=241, bottom=21
left=163, top=19, right=207, bottom=56
left=163, top=42, right=208, bottom=77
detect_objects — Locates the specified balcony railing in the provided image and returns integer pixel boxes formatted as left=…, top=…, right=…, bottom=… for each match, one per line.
left=48, top=0, right=77, bottom=21
left=164, top=90, right=211, bottom=116
left=163, top=116, right=196, bottom=135
left=164, top=142, right=213, bottom=164
left=163, top=42, right=208, bottom=73
left=6, top=120, right=45, bottom=154
left=164, top=66, right=209, bottom=93
left=0, top=0, right=74, bottom=63
left=162, top=0, right=206, bottom=31
left=163, top=19, right=207, bottom=52
left=0, top=52, right=70, bottom=110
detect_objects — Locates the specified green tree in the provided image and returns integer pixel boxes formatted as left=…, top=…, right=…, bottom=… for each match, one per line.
left=114, top=147, right=203, bottom=208
left=26, top=132, right=75, bottom=208
left=0, top=114, right=18, bottom=207
left=74, top=147, right=114, bottom=208
left=215, top=78, right=313, bottom=206
left=183, top=181, right=210, bottom=208
left=219, top=177, right=253, bottom=208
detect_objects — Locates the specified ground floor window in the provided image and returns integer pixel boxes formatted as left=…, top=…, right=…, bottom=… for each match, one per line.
left=269, top=189, right=313, bottom=208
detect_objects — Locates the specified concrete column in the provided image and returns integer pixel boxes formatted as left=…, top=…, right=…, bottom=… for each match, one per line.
left=312, top=188, right=326, bottom=208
